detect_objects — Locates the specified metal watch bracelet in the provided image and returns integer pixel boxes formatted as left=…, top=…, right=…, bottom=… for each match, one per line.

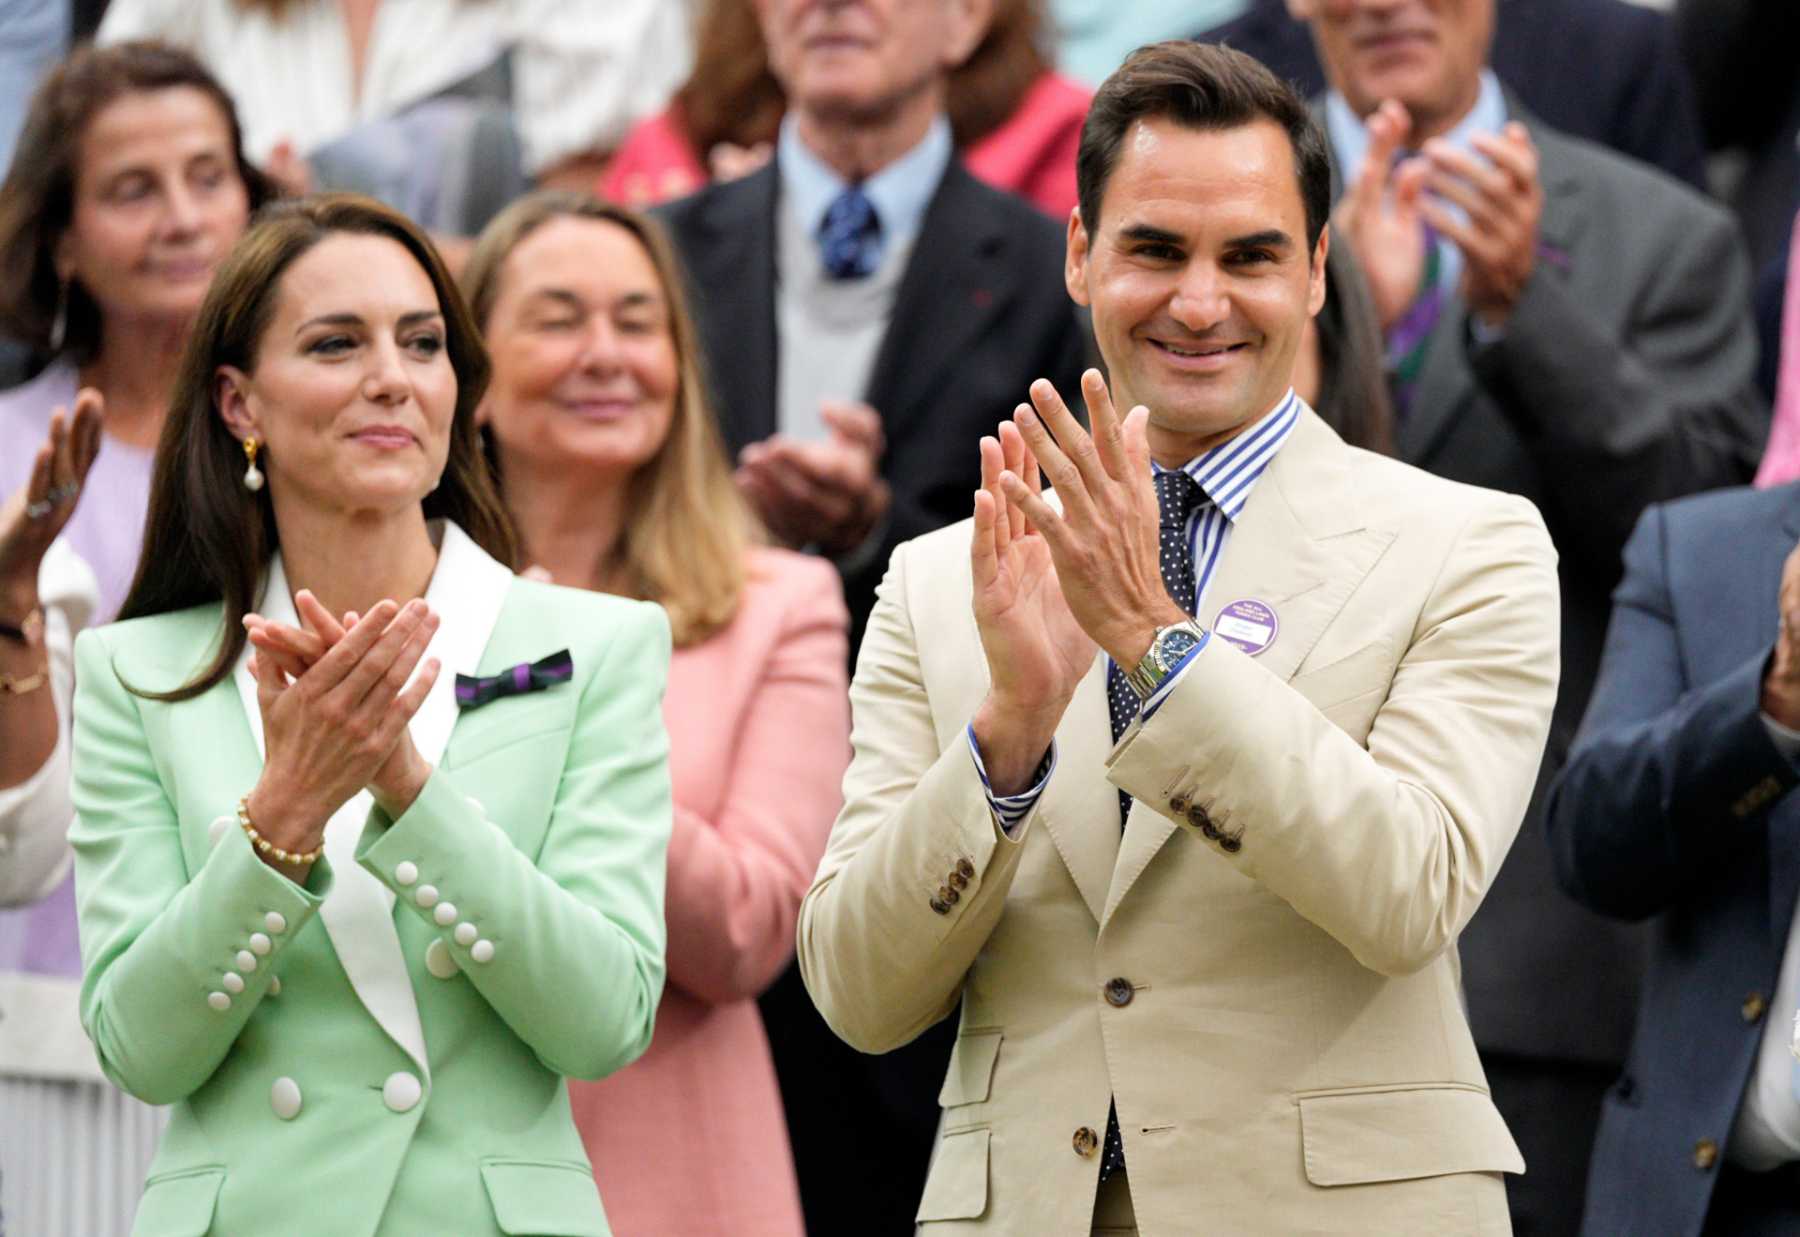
left=1124, top=620, right=1206, bottom=700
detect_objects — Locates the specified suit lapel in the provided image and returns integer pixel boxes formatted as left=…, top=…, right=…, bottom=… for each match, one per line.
left=864, top=163, right=1016, bottom=455
left=1039, top=653, right=1122, bottom=924
left=690, top=166, right=780, bottom=454
left=1100, top=413, right=1395, bottom=927
left=233, top=522, right=513, bottom=1081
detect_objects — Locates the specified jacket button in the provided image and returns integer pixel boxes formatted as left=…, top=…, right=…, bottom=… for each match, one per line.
left=948, top=868, right=969, bottom=891
left=270, top=1076, right=302, bottom=1121
left=1693, top=1138, right=1718, bottom=1171
left=1170, top=794, right=1190, bottom=816
left=937, top=884, right=960, bottom=905
left=1104, top=977, right=1135, bottom=1007
left=929, top=897, right=950, bottom=915
left=1742, top=992, right=1767, bottom=1023
left=1072, top=1126, right=1099, bottom=1157
left=383, top=1071, right=422, bottom=1114
left=955, top=858, right=975, bottom=881
left=1187, top=806, right=1218, bottom=839
left=1218, top=832, right=1243, bottom=854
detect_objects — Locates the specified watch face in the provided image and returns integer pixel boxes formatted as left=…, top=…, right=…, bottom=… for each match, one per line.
left=1157, top=627, right=1202, bottom=665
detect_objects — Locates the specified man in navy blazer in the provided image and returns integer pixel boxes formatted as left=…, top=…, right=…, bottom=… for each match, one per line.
left=1546, top=482, right=1800, bottom=1235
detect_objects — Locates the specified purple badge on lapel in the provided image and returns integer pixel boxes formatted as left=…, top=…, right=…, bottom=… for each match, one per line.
left=1213, top=599, right=1278, bottom=657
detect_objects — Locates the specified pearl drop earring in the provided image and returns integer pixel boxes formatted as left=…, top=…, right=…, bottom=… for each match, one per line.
left=242, top=437, right=264, bottom=492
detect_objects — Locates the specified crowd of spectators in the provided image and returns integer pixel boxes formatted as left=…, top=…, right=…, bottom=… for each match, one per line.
left=0, top=0, right=1795, bottom=1234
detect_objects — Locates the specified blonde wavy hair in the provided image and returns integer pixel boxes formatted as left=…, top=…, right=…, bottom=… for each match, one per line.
left=462, top=190, right=760, bottom=647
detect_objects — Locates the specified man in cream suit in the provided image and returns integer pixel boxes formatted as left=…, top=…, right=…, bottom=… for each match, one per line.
left=798, top=42, right=1560, bottom=1234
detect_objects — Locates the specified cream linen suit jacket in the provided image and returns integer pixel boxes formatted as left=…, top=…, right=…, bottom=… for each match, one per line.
left=798, top=409, right=1560, bottom=1235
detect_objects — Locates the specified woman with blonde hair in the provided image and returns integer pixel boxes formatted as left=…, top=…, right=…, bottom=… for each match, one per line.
left=462, top=189, right=851, bottom=1236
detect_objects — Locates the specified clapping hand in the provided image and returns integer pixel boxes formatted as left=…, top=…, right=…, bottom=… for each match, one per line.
left=1417, top=122, right=1543, bottom=328
left=736, top=401, right=892, bottom=554
left=996, top=370, right=1188, bottom=671
left=1332, top=100, right=1431, bottom=332
left=243, top=594, right=441, bottom=873
left=0, top=390, right=103, bottom=621
left=1763, top=543, right=1800, bottom=729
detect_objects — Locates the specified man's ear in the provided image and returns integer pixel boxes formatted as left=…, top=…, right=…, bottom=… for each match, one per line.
left=1307, top=225, right=1330, bottom=318
left=943, top=0, right=994, bottom=70
left=215, top=365, right=260, bottom=442
left=1065, top=207, right=1092, bottom=307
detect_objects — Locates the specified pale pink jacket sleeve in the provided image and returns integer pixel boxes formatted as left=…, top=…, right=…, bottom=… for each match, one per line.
left=661, top=554, right=850, bottom=1005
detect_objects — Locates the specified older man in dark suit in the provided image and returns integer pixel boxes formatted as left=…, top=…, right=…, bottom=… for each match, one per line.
left=656, top=1, right=1089, bottom=1232
left=1547, top=483, right=1800, bottom=1236
left=1198, top=0, right=1708, bottom=190
left=1283, top=0, right=1769, bottom=1230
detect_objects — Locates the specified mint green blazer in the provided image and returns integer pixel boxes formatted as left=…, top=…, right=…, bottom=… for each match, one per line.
left=68, top=525, right=672, bottom=1236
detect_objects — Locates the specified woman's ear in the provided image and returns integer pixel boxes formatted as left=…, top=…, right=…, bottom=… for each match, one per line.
left=215, top=365, right=259, bottom=442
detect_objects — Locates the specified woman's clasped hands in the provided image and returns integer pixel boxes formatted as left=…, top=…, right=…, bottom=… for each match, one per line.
left=240, top=590, right=441, bottom=874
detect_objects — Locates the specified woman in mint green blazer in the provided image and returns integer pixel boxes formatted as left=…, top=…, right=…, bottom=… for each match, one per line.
left=67, top=194, right=673, bottom=1237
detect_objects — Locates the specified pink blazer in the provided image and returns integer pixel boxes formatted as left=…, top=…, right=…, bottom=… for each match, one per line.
left=569, top=547, right=849, bottom=1237
left=602, top=71, right=1092, bottom=219
left=1754, top=213, right=1800, bottom=487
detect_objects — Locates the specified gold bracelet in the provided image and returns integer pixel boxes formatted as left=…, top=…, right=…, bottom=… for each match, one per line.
left=238, top=795, right=323, bottom=866
left=0, top=665, right=48, bottom=695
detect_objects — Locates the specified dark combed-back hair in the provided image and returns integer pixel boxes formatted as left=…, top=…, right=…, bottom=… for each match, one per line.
left=1076, top=41, right=1331, bottom=247
left=0, top=40, right=277, bottom=365
left=117, top=193, right=517, bottom=701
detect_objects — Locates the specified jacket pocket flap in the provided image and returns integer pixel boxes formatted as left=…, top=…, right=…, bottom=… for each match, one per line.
left=479, top=1159, right=609, bottom=1236
left=915, top=1127, right=991, bottom=1223
left=937, top=1029, right=1003, bottom=1107
left=135, top=1168, right=224, bottom=1237
left=1298, top=1084, right=1524, bottom=1186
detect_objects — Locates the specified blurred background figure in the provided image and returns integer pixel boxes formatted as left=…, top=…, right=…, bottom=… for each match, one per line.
left=0, top=0, right=68, bottom=176
left=1674, top=0, right=1798, bottom=277
left=95, top=0, right=691, bottom=234
left=606, top=0, right=1091, bottom=220
left=1197, top=0, right=1707, bottom=189
left=654, top=0, right=1090, bottom=1230
left=1289, top=0, right=1768, bottom=1228
left=463, top=190, right=850, bottom=1237
left=0, top=40, right=270, bottom=1234
left=1049, top=0, right=1245, bottom=88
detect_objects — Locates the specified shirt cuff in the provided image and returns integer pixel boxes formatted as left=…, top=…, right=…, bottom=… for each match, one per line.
left=966, top=723, right=1056, bottom=837
left=1138, top=633, right=1209, bottom=721
left=1761, top=711, right=1800, bottom=766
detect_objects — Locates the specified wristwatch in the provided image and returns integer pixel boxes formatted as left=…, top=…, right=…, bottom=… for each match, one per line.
left=1124, top=619, right=1206, bottom=700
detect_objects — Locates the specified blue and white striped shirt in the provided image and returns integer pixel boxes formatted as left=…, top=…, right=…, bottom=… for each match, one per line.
left=969, top=390, right=1305, bottom=833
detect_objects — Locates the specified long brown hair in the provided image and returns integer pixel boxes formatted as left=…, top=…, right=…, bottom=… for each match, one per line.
left=1313, top=240, right=1397, bottom=456
left=0, top=41, right=277, bottom=366
left=677, top=0, right=1050, bottom=156
left=118, top=194, right=517, bottom=700
left=461, top=190, right=759, bottom=648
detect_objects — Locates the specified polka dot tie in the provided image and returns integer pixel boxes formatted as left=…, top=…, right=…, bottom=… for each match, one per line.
left=818, top=185, right=882, bottom=280
left=1099, top=469, right=1206, bottom=1183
